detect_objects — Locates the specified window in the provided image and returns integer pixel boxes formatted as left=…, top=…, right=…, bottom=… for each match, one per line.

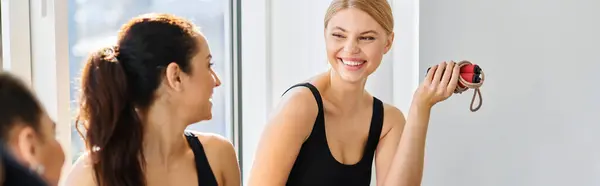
left=68, top=0, right=236, bottom=162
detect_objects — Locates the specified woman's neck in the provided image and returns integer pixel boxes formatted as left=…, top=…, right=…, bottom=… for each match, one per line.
left=323, top=69, right=369, bottom=114
left=140, top=103, right=189, bottom=165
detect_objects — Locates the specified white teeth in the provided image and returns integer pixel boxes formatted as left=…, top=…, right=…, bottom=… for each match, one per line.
left=341, top=60, right=365, bottom=66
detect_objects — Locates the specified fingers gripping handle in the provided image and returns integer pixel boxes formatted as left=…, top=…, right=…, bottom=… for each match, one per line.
left=427, top=64, right=482, bottom=84
left=426, top=60, right=484, bottom=112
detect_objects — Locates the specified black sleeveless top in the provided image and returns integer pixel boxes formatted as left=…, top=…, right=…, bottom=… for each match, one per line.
left=184, top=131, right=219, bottom=186
left=283, top=83, right=384, bottom=186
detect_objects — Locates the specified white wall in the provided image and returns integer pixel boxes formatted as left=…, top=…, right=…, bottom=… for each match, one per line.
left=241, top=0, right=419, bottom=185
left=420, top=0, right=600, bottom=186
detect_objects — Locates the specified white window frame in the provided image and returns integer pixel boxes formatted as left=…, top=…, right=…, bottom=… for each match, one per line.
left=239, top=0, right=271, bottom=183
left=229, top=0, right=243, bottom=159
left=27, top=0, right=72, bottom=184
left=1, top=0, right=33, bottom=84
left=390, top=0, right=421, bottom=111
left=225, top=0, right=241, bottom=152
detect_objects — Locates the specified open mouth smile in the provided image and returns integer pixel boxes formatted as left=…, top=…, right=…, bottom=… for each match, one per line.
left=337, top=57, right=367, bottom=71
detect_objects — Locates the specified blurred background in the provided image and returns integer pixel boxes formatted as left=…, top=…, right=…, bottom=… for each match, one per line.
left=1, top=0, right=599, bottom=186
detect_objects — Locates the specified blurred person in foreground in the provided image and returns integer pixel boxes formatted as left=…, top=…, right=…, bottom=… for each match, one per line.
left=0, top=72, right=66, bottom=186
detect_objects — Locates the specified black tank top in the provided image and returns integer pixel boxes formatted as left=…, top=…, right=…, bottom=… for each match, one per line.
left=184, top=131, right=219, bottom=186
left=283, top=83, right=384, bottom=186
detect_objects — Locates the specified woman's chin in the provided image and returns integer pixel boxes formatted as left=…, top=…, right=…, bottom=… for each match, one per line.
left=335, top=68, right=368, bottom=83
left=197, top=111, right=212, bottom=122
left=204, top=113, right=213, bottom=121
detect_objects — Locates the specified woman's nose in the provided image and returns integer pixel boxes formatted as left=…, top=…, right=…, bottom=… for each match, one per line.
left=343, top=40, right=360, bottom=54
left=212, top=70, right=221, bottom=87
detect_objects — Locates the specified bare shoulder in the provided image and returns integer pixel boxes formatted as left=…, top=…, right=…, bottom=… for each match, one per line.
left=246, top=84, right=321, bottom=185
left=267, top=84, right=321, bottom=135
left=275, top=84, right=320, bottom=119
left=380, top=103, right=407, bottom=138
left=64, top=152, right=96, bottom=186
left=186, top=131, right=240, bottom=185
left=187, top=131, right=235, bottom=156
left=383, top=103, right=406, bottom=123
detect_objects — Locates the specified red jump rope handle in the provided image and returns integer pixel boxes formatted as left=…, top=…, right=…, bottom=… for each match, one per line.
left=456, top=73, right=479, bottom=88
left=459, top=64, right=482, bottom=74
left=426, top=64, right=481, bottom=75
left=427, top=64, right=482, bottom=88
left=425, top=62, right=484, bottom=112
left=460, top=73, right=481, bottom=83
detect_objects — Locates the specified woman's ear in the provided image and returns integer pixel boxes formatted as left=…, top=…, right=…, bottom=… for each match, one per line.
left=384, top=32, right=395, bottom=54
left=164, top=62, right=183, bottom=92
left=10, top=126, right=40, bottom=167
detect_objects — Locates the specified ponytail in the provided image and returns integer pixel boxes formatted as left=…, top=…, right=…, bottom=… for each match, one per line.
left=76, top=46, right=146, bottom=186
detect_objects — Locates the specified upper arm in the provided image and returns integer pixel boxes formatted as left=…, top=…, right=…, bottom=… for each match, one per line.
left=217, top=136, right=241, bottom=186
left=247, top=88, right=319, bottom=186
left=63, top=153, right=96, bottom=186
left=191, top=132, right=241, bottom=186
left=375, top=104, right=406, bottom=186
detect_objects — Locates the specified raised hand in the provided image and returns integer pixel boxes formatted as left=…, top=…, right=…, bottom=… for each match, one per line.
left=414, top=61, right=461, bottom=109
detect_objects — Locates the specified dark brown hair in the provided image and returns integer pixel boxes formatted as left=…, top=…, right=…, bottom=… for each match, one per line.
left=0, top=72, right=43, bottom=142
left=75, top=13, right=199, bottom=186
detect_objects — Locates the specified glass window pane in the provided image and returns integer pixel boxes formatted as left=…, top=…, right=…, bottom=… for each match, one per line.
left=68, top=0, right=232, bottom=162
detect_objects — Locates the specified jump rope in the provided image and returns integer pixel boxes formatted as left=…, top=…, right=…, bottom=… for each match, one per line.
left=427, top=60, right=484, bottom=112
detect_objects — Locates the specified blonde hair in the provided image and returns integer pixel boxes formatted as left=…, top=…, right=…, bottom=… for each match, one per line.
left=324, top=0, right=394, bottom=34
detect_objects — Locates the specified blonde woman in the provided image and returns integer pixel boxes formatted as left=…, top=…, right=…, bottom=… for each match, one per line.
left=248, top=0, right=460, bottom=185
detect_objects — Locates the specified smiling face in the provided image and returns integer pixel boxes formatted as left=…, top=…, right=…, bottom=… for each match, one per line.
left=167, top=34, right=222, bottom=123
left=183, top=35, right=221, bottom=121
left=325, top=8, right=394, bottom=83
